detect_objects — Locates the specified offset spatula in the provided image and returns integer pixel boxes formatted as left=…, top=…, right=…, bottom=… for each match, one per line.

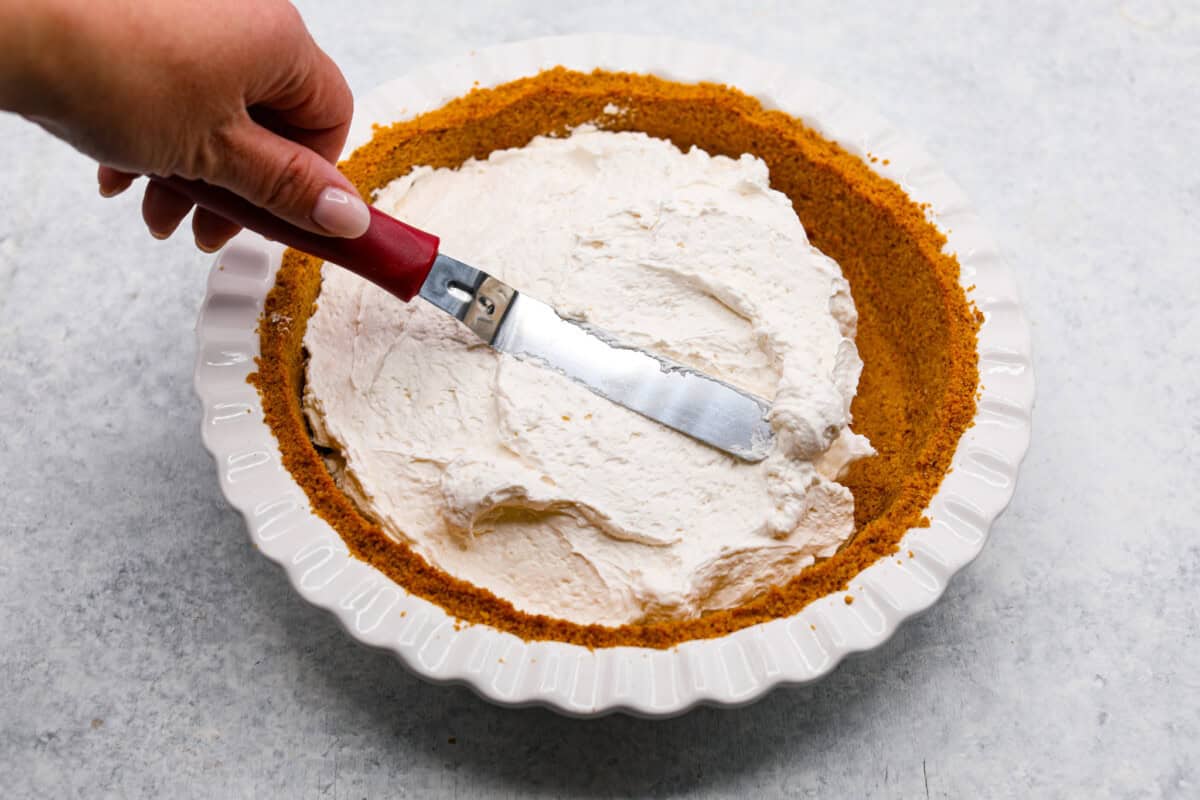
left=162, top=178, right=774, bottom=462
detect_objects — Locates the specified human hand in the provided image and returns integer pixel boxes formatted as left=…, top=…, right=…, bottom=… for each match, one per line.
left=2, top=0, right=367, bottom=251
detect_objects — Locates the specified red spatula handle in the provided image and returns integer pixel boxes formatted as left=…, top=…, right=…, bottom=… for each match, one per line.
left=155, top=177, right=440, bottom=301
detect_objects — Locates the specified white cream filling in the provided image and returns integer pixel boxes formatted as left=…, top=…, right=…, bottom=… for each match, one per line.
left=302, top=127, right=873, bottom=626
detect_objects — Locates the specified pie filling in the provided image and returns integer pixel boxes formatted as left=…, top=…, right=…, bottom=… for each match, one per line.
left=252, top=68, right=981, bottom=648
left=302, top=126, right=873, bottom=626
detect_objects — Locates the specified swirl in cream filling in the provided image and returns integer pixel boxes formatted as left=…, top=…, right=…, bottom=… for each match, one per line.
left=302, top=127, right=873, bottom=625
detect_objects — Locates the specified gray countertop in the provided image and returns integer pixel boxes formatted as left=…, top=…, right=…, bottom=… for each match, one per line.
left=2, top=1, right=1197, bottom=797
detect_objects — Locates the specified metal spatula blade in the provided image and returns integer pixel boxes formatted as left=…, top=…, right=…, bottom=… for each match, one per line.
left=421, top=255, right=774, bottom=462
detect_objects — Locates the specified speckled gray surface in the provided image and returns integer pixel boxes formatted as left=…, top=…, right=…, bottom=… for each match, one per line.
left=1, top=1, right=1197, bottom=797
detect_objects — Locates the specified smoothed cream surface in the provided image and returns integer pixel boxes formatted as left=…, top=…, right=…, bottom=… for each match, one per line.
left=303, top=127, right=873, bottom=625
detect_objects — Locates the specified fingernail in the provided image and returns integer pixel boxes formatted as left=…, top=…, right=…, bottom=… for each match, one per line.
left=312, top=187, right=370, bottom=238
left=99, top=179, right=131, bottom=198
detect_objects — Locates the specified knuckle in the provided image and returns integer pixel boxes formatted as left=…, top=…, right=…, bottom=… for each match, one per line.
left=260, top=149, right=313, bottom=213
left=172, top=146, right=212, bottom=181
left=170, top=124, right=232, bottom=181
left=258, top=1, right=305, bottom=48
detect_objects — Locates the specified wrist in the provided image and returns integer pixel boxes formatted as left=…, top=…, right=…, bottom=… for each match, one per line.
left=0, top=0, right=81, bottom=116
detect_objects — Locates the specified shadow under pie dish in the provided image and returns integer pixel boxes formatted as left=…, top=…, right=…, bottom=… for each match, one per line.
left=195, top=35, right=1033, bottom=716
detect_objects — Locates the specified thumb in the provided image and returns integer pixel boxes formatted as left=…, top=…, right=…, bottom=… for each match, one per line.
left=211, top=118, right=369, bottom=238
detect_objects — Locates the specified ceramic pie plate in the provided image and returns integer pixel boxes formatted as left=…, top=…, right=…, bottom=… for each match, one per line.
left=193, top=33, right=1034, bottom=718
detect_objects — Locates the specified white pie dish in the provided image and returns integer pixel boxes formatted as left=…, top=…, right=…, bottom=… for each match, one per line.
left=193, top=33, right=1034, bottom=718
